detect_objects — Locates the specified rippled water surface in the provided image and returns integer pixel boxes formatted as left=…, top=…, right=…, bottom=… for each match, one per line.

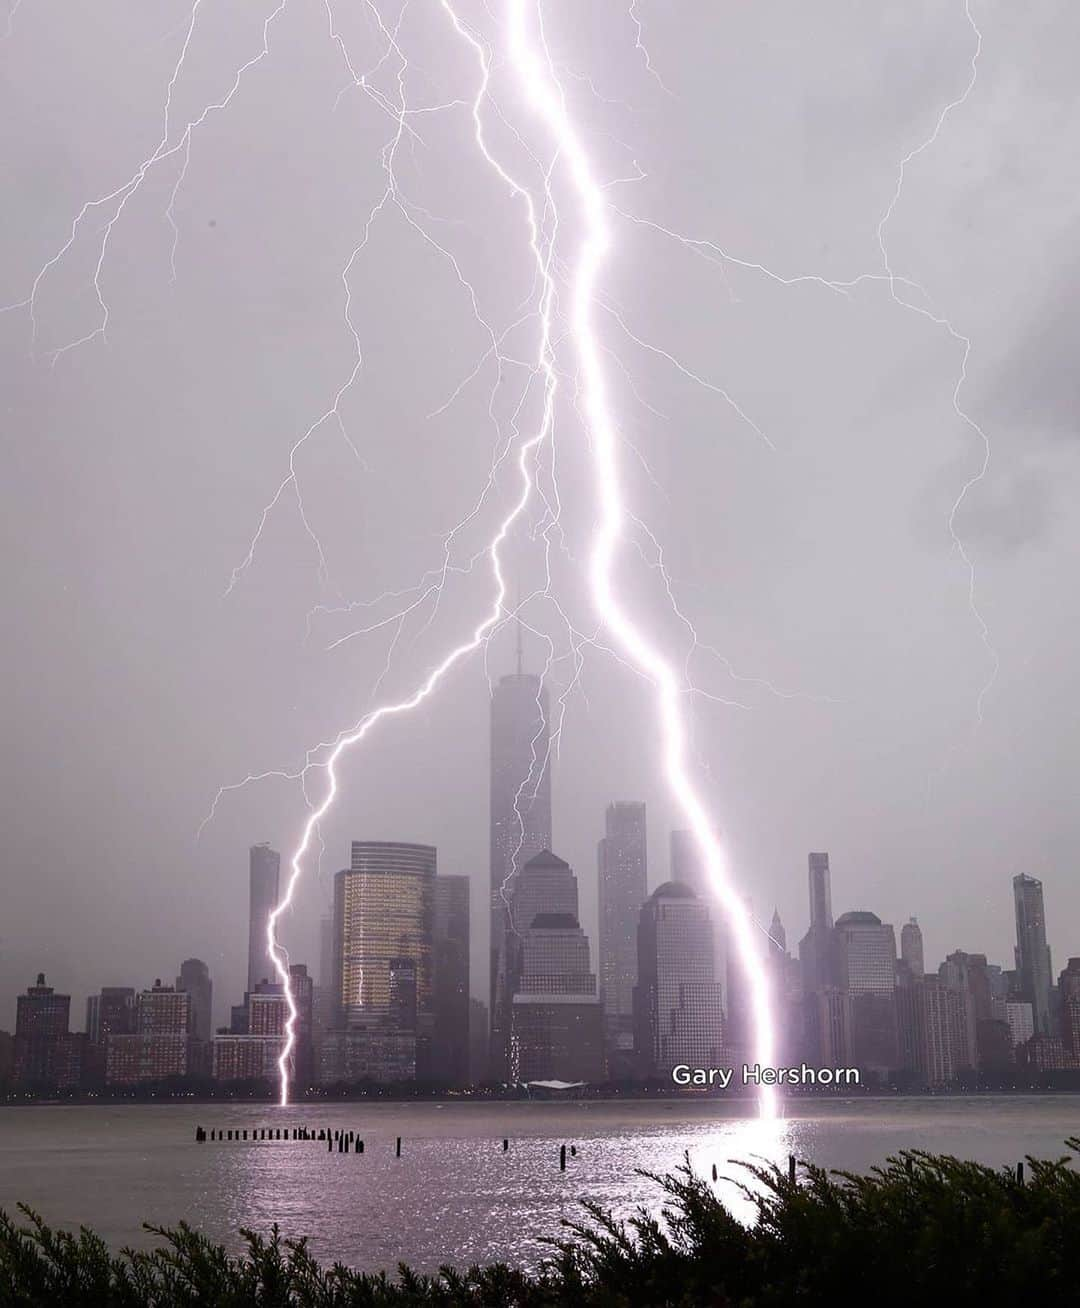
left=1, top=1097, right=1077, bottom=1271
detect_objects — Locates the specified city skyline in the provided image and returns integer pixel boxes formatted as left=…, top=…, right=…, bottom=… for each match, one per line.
left=6, top=817, right=1078, bottom=1097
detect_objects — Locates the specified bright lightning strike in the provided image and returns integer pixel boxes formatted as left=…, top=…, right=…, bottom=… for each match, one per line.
left=497, top=0, right=777, bottom=1116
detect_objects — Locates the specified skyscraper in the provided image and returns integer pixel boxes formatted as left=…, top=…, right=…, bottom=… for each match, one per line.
left=489, top=669, right=552, bottom=1079
left=248, top=844, right=281, bottom=996
left=799, top=852, right=835, bottom=996
left=332, top=842, right=436, bottom=1029
left=833, top=910, right=898, bottom=1079
left=912, top=976, right=970, bottom=1088
left=900, top=918, right=924, bottom=977
left=598, top=802, right=647, bottom=1074
left=13, top=974, right=82, bottom=1089
left=670, top=827, right=728, bottom=1014
left=635, top=882, right=724, bottom=1080
left=508, top=851, right=603, bottom=1085
left=1013, top=874, right=1053, bottom=1036
left=431, top=875, right=470, bottom=1084
left=320, top=842, right=436, bottom=1086
left=808, top=852, right=831, bottom=929
left=176, top=958, right=213, bottom=1043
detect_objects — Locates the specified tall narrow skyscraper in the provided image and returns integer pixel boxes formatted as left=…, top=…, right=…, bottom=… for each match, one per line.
left=489, top=670, right=552, bottom=1079
left=799, top=852, right=834, bottom=995
left=808, top=852, right=832, bottom=930
left=598, top=802, right=647, bottom=1074
left=248, top=844, right=281, bottom=996
left=1013, top=874, right=1052, bottom=1036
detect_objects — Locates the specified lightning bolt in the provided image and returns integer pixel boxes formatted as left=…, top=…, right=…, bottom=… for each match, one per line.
left=495, top=0, right=777, bottom=1115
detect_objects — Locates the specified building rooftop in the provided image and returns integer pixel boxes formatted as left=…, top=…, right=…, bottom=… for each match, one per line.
left=651, top=880, right=698, bottom=900
left=523, top=849, right=570, bottom=871
left=835, top=911, right=883, bottom=927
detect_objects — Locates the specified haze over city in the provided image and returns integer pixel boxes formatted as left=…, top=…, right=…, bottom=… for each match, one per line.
left=2, top=0, right=1079, bottom=1052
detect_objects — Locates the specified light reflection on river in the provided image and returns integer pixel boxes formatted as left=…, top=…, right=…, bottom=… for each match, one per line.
left=1, top=1097, right=1076, bottom=1272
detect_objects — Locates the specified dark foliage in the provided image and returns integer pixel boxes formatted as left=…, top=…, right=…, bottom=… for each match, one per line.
left=2, top=1140, right=1079, bottom=1305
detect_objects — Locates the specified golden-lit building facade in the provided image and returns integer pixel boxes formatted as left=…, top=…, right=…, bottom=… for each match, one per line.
left=332, top=842, right=435, bottom=1029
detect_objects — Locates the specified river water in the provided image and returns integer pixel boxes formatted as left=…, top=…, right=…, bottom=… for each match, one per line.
left=1, top=1096, right=1077, bottom=1273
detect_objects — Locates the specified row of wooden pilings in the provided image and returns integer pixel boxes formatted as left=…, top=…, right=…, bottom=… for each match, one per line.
left=193, top=1127, right=582, bottom=1168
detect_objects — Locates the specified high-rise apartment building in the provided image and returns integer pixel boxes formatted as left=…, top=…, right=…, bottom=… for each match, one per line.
left=248, top=844, right=281, bottom=996
left=489, top=670, right=552, bottom=1079
left=431, top=875, right=470, bottom=1084
left=211, top=970, right=309, bottom=1087
left=1013, top=874, right=1053, bottom=1036
left=913, top=976, right=970, bottom=1088
left=635, top=882, right=724, bottom=1080
left=598, top=802, right=647, bottom=1075
left=106, top=981, right=198, bottom=1085
left=176, top=958, right=213, bottom=1043
left=13, top=974, right=82, bottom=1088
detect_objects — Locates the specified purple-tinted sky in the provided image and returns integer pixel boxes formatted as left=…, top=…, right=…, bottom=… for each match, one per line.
left=2, top=1, right=1078, bottom=1028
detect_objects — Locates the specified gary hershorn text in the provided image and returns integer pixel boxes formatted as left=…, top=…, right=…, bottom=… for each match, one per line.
left=671, top=1063, right=861, bottom=1087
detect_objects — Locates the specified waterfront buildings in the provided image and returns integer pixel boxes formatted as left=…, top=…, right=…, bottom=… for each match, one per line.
left=13, top=974, right=83, bottom=1089
left=105, top=981, right=197, bottom=1085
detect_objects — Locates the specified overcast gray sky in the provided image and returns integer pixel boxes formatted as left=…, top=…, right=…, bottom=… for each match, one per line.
left=2, top=0, right=1078, bottom=1029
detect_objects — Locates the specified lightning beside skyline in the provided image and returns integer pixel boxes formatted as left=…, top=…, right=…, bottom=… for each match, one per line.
left=4, top=2, right=1012, bottom=1118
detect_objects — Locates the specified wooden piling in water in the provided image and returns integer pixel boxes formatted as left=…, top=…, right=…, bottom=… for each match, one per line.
left=711, top=1163, right=717, bottom=1181
left=503, top=1138, right=508, bottom=1152
left=396, top=1136, right=402, bottom=1157
left=789, top=1155, right=796, bottom=1184
left=559, top=1144, right=566, bottom=1171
